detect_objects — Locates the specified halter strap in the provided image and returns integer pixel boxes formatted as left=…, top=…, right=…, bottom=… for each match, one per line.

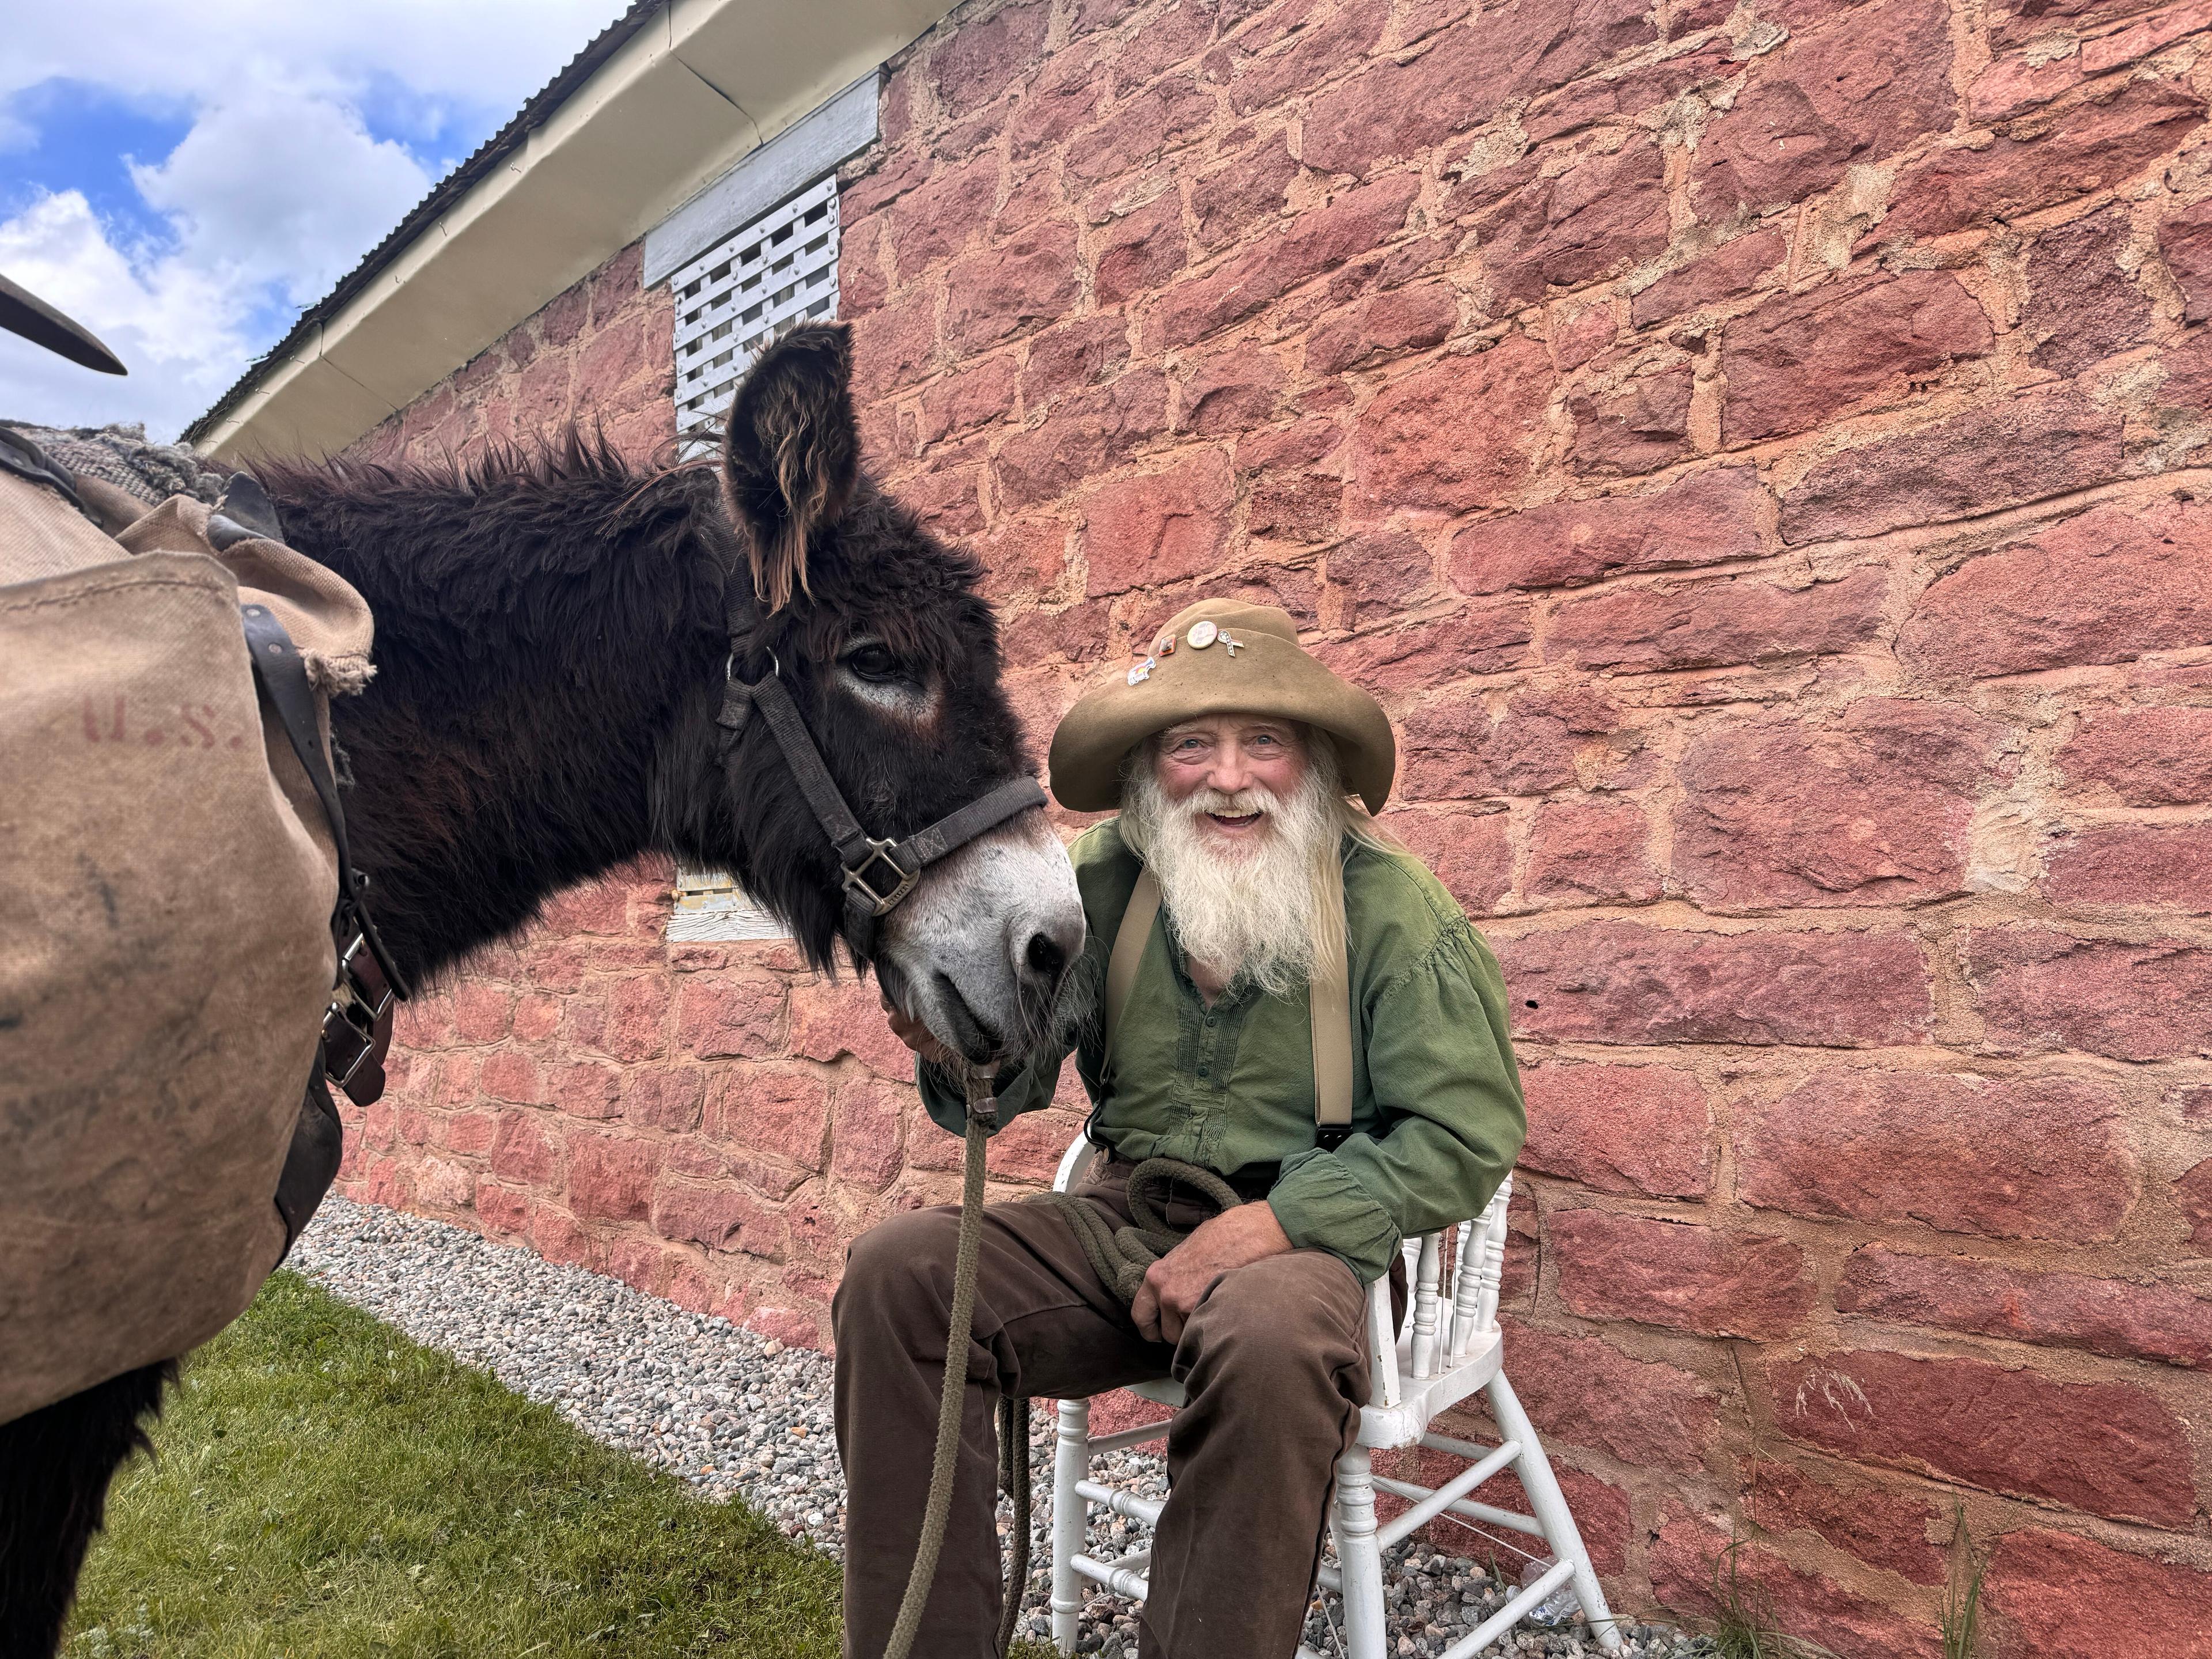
left=1103, top=865, right=1353, bottom=1141
left=718, top=660, right=1047, bottom=950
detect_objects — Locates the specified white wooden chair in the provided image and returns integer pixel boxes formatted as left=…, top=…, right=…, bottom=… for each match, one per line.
left=1046, top=1135, right=1622, bottom=1658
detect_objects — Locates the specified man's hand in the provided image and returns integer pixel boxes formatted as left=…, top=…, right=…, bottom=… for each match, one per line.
left=881, top=991, right=957, bottom=1069
left=1131, top=1201, right=1293, bottom=1346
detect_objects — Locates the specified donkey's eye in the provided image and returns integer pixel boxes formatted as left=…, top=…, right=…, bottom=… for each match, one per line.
left=843, top=643, right=904, bottom=683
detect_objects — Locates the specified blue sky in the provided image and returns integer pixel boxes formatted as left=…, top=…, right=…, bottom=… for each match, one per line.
left=0, top=1, right=633, bottom=440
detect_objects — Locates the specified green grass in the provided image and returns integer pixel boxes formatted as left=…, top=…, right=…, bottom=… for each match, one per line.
left=1688, top=1537, right=1840, bottom=1659
left=66, top=1271, right=847, bottom=1658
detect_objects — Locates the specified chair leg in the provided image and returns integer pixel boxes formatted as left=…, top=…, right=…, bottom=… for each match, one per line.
left=1486, top=1372, right=1623, bottom=1653
left=1332, top=1444, right=1388, bottom=1659
left=1051, top=1397, right=1091, bottom=1654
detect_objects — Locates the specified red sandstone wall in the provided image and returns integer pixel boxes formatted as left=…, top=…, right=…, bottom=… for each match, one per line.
left=340, top=0, right=2212, bottom=1650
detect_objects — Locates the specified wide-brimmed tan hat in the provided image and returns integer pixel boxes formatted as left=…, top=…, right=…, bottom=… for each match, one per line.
left=1048, top=598, right=1396, bottom=813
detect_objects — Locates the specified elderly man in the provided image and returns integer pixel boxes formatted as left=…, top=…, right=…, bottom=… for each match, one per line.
left=834, top=599, right=1526, bottom=1659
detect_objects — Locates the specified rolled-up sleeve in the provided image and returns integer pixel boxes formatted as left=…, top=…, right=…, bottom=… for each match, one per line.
left=1267, top=921, right=1526, bottom=1284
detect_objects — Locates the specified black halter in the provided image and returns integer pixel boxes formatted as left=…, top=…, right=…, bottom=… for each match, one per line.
left=715, top=646, right=1047, bottom=956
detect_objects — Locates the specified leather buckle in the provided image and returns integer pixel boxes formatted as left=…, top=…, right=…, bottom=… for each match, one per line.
left=843, top=839, right=920, bottom=917
left=1316, top=1126, right=1352, bottom=1153
left=324, top=931, right=397, bottom=1104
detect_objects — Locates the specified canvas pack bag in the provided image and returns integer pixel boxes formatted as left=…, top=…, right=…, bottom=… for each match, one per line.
left=0, top=431, right=382, bottom=1425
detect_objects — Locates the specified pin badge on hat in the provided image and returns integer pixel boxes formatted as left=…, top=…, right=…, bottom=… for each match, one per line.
left=1220, top=631, right=1243, bottom=656
left=1187, top=619, right=1219, bottom=649
left=1127, top=657, right=1156, bottom=686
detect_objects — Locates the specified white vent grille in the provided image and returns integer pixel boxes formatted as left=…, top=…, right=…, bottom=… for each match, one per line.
left=669, top=865, right=786, bottom=942
left=671, top=172, right=840, bottom=459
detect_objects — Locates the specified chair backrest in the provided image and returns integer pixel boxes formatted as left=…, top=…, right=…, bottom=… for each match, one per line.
left=1372, top=1174, right=1514, bottom=1407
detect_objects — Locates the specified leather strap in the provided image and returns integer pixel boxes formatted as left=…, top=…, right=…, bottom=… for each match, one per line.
left=1310, top=899, right=1354, bottom=1135
left=718, top=658, right=1047, bottom=949
left=240, top=602, right=410, bottom=1086
left=1103, top=863, right=1354, bottom=1137
left=1104, top=869, right=1161, bottom=1058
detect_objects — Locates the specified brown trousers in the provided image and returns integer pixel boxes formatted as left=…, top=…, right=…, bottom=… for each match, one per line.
left=832, top=1161, right=1377, bottom=1659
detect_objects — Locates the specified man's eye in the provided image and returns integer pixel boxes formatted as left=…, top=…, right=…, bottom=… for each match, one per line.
left=844, top=644, right=903, bottom=683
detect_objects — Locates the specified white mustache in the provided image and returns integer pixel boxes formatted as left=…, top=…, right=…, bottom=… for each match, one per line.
left=1179, top=786, right=1277, bottom=821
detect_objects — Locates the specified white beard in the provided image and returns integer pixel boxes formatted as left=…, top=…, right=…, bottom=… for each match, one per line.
left=1120, top=757, right=1344, bottom=999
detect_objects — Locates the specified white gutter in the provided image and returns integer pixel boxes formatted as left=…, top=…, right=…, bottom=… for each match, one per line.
left=203, top=0, right=953, bottom=464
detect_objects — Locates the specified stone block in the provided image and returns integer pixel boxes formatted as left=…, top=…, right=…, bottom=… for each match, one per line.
left=830, top=1081, right=908, bottom=1191
left=1763, top=1348, right=2196, bottom=1524
left=1301, top=0, right=1655, bottom=176
left=1551, top=1210, right=1814, bottom=1339
left=564, top=1131, right=661, bottom=1222
left=1499, top=921, right=1933, bottom=1047
left=1382, top=809, right=1514, bottom=914
left=2158, top=196, right=2212, bottom=323
left=490, top=1111, right=559, bottom=1184
left=1304, top=282, right=1457, bottom=377
left=1783, top=386, right=2126, bottom=547
left=2047, top=823, right=2212, bottom=913
left=1519, top=1062, right=1713, bottom=1198
left=1453, top=468, right=1767, bottom=595
left=1495, top=1317, right=1721, bottom=1474
left=705, top=1067, right=831, bottom=1172
left=1470, top=138, right=1671, bottom=309
left=1878, top=79, right=2205, bottom=243
left=1400, top=685, right=1620, bottom=805
left=1968, top=924, right=2212, bottom=1062
left=1721, top=269, right=1993, bottom=446
left=1984, top=1528, right=2212, bottom=1659
left=946, top=219, right=1081, bottom=356
left=1524, top=799, right=1660, bottom=904
left=1093, top=190, right=1187, bottom=306
left=2022, top=206, right=2153, bottom=376
left=996, top=369, right=1169, bottom=511
left=1905, top=497, right=2212, bottom=678
left=1630, top=230, right=1788, bottom=329
left=1672, top=700, right=2003, bottom=910
left=2058, top=707, right=2212, bottom=805
left=1740, top=1069, right=2135, bottom=1241
left=1649, top=1507, right=1942, bottom=1659
left=1353, top=335, right=1554, bottom=515
left=1692, top=0, right=1955, bottom=215
left=1547, top=566, right=1889, bottom=673
left=1748, top=1460, right=1949, bottom=1586
left=1567, top=361, right=1693, bottom=477
left=1155, top=174, right=1420, bottom=349
left=1839, top=1247, right=2212, bottom=1370
left=1080, top=449, right=1234, bottom=594
left=675, top=976, right=785, bottom=1061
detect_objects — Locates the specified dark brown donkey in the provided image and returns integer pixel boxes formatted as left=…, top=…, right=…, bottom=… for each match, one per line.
left=0, top=322, right=1084, bottom=1657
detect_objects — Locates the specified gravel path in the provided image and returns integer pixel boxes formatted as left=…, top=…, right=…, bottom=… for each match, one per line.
left=291, top=1197, right=1706, bottom=1658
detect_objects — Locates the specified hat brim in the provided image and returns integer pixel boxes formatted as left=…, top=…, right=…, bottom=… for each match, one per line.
left=1048, top=630, right=1396, bottom=814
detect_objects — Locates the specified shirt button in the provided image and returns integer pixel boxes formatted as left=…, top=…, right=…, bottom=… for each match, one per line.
left=1197, top=1066, right=1209, bottom=1078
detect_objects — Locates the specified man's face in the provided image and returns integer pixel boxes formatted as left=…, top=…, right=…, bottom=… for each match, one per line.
left=1150, top=714, right=1311, bottom=854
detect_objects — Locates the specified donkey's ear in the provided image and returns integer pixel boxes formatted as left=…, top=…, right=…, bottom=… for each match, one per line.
left=722, top=321, right=859, bottom=613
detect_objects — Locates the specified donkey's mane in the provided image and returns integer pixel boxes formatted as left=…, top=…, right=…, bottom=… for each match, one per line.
left=259, top=433, right=732, bottom=691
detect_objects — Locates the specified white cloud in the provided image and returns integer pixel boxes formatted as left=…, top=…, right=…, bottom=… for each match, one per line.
left=1, top=0, right=630, bottom=440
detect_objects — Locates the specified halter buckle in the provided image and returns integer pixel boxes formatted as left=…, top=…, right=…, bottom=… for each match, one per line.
left=844, top=838, right=920, bottom=916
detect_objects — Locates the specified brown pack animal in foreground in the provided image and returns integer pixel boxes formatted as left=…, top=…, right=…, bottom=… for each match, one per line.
left=0, top=319, right=1083, bottom=1657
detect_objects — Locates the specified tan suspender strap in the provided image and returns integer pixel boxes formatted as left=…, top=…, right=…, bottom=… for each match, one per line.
left=1310, top=900, right=1354, bottom=1130
left=1104, top=863, right=1354, bottom=1132
left=1105, top=869, right=1161, bottom=1057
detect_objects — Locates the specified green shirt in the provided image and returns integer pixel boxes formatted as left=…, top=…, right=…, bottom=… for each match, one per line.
left=919, top=820, right=1527, bottom=1285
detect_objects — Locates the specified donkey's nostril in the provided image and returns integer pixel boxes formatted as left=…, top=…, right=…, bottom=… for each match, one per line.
left=1024, top=930, right=1069, bottom=988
